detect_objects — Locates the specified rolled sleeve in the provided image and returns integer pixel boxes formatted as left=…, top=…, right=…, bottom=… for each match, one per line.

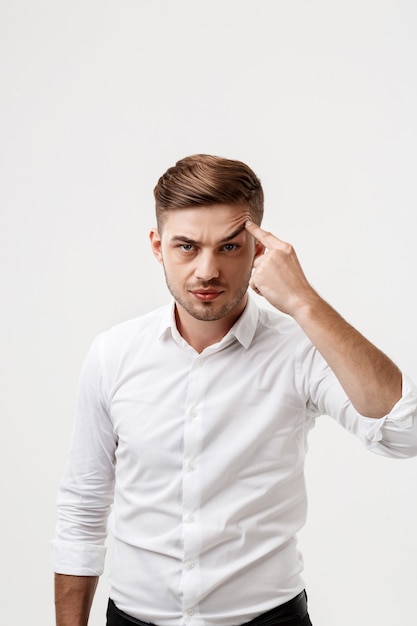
left=51, top=539, right=107, bottom=576
left=357, top=374, right=417, bottom=457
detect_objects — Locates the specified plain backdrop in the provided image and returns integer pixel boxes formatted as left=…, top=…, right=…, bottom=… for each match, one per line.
left=1, top=1, right=417, bottom=624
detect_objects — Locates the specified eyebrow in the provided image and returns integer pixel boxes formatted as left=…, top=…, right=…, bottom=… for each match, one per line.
left=219, top=224, right=246, bottom=243
left=170, top=224, right=246, bottom=246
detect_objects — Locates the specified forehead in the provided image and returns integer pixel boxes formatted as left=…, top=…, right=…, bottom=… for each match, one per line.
left=161, top=203, right=253, bottom=240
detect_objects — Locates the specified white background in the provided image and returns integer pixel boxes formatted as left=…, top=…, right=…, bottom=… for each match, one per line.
left=1, top=1, right=417, bottom=624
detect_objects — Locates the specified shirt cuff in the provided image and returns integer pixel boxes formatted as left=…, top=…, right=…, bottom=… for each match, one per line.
left=51, top=539, right=106, bottom=576
left=360, top=373, right=417, bottom=445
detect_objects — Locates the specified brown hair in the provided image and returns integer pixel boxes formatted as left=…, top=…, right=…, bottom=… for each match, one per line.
left=154, top=154, right=264, bottom=228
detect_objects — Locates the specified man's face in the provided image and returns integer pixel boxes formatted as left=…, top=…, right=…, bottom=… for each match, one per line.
left=150, top=203, right=264, bottom=326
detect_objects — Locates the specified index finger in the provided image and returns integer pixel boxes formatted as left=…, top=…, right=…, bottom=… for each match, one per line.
left=245, top=220, right=283, bottom=249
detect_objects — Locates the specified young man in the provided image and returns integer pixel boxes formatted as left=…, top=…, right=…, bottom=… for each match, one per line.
left=53, top=154, right=417, bottom=626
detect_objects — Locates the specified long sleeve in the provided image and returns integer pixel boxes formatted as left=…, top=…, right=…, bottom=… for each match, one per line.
left=299, top=340, right=417, bottom=459
left=52, top=335, right=117, bottom=575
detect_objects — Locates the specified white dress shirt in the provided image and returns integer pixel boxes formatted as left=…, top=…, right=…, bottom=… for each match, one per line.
left=52, top=297, right=417, bottom=626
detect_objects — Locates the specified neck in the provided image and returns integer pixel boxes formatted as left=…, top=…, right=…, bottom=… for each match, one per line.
left=175, top=296, right=247, bottom=353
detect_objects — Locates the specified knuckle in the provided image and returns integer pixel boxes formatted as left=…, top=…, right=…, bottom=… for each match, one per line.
left=281, top=242, right=293, bottom=254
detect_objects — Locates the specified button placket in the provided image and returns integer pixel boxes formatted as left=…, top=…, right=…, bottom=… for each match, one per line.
left=181, top=356, right=206, bottom=620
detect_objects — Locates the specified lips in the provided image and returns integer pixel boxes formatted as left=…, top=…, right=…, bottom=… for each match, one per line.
left=190, top=289, right=223, bottom=302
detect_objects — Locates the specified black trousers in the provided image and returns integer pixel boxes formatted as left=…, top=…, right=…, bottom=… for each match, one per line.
left=106, top=592, right=313, bottom=626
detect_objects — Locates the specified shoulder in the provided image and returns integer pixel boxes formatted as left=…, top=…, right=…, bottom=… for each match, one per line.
left=256, top=304, right=305, bottom=339
left=105, top=304, right=167, bottom=339
left=92, top=304, right=170, bottom=364
left=251, top=303, right=315, bottom=359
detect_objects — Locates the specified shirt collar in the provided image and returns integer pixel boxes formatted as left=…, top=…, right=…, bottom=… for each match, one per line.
left=157, top=301, right=177, bottom=341
left=228, top=295, right=259, bottom=349
left=158, top=296, right=259, bottom=350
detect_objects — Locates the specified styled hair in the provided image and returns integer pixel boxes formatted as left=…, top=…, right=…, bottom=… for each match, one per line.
left=154, top=154, right=264, bottom=228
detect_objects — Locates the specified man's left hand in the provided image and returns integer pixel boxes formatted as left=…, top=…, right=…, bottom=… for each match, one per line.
left=245, top=220, right=317, bottom=317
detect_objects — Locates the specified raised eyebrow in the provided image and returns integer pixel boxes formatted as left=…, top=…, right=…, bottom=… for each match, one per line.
left=218, top=224, right=246, bottom=244
left=170, top=225, right=246, bottom=247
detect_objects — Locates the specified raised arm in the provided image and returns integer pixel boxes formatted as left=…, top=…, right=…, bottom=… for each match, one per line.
left=245, top=220, right=402, bottom=418
left=55, top=574, right=98, bottom=626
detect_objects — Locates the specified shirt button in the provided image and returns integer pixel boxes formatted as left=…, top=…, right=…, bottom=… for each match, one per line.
left=190, top=410, right=197, bottom=419
left=186, top=560, right=195, bottom=569
left=186, top=609, right=195, bottom=616
left=188, top=514, right=195, bottom=523
left=187, top=462, right=196, bottom=472
left=196, top=359, right=205, bottom=367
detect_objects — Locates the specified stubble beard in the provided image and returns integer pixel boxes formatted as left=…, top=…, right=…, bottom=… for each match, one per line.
left=164, top=271, right=252, bottom=322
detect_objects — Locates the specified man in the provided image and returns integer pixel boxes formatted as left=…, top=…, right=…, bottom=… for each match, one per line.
left=53, top=154, right=417, bottom=626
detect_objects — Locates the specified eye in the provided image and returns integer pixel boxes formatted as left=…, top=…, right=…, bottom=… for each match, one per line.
left=222, top=243, right=239, bottom=252
left=179, top=244, right=195, bottom=252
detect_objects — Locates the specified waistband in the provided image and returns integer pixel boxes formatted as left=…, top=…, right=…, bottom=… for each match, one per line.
left=107, top=591, right=308, bottom=626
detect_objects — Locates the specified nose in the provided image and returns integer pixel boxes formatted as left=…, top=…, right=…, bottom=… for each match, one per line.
left=194, top=250, right=220, bottom=282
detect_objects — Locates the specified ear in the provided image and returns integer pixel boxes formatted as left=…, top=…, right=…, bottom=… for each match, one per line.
left=149, top=228, right=163, bottom=263
left=253, top=240, right=265, bottom=263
